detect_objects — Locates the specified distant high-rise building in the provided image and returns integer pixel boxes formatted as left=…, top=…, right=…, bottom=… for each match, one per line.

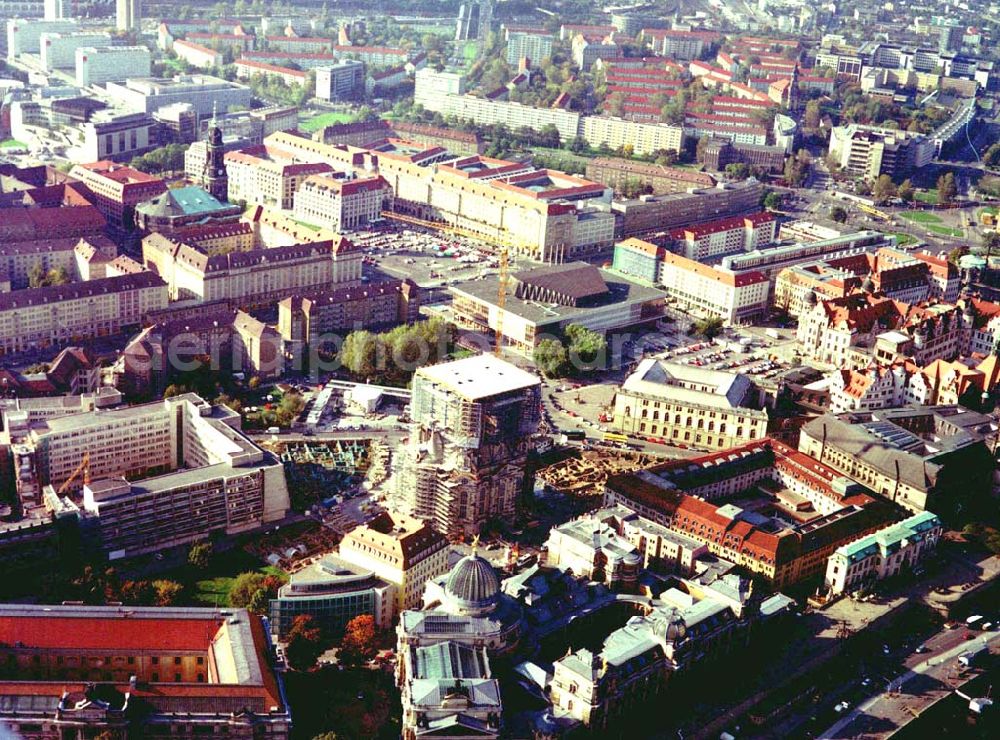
left=44, top=0, right=70, bottom=20
left=116, top=0, right=141, bottom=33
left=455, top=0, right=494, bottom=43
left=939, top=24, right=962, bottom=53
left=394, top=354, right=541, bottom=538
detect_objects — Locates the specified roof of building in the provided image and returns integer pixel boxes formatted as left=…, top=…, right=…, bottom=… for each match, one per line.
left=621, top=358, right=761, bottom=413
left=834, top=511, right=941, bottom=562
left=416, top=354, right=540, bottom=400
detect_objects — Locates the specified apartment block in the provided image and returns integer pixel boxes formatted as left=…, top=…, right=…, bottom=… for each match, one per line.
left=505, top=30, right=554, bottom=65
left=142, top=232, right=362, bottom=307
left=171, top=38, right=222, bottom=69
left=668, top=212, right=777, bottom=261
left=581, top=116, right=684, bottom=156
left=6, top=18, right=78, bottom=58
left=585, top=157, right=715, bottom=195
left=292, top=174, right=391, bottom=232
left=234, top=59, right=308, bottom=87
left=75, top=45, right=151, bottom=86
left=225, top=144, right=333, bottom=209
left=69, top=160, right=166, bottom=228
left=39, top=31, right=109, bottom=70
left=395, top=354, right=541, bottom=538
left=0, top=273, right=167, bottom=357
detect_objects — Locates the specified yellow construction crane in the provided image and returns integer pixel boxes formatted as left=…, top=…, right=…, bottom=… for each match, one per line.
left=56, top=452, right=90, bottom=496
left=495, top=247, right=509, bottom=356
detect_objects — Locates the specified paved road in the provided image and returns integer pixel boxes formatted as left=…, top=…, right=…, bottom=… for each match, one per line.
left=818, top=629, right=1000, bottom=739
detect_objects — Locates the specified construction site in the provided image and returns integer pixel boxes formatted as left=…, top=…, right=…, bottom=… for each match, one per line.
left=535, top=446, right=659, bottom=497
left=261, top=438, right=388, bottom=511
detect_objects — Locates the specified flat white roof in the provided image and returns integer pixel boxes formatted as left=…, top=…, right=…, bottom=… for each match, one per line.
left=417, top=354, right=539, bottom=400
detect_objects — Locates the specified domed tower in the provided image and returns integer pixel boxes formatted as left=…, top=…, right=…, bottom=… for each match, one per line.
left=444, top=549, right=501, bottom=616
left=653, top=608, right=688, bottom=661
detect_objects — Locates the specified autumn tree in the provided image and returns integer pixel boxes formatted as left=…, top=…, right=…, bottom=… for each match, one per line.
left=285, top=614, right=326, bottom=671
left=937, top=172, right=958, bottom=205
left=339, top=614, right=378, bottom=667
left=229, top=572, right=286, bottom=613
left=898, top=178, right=915, bottom=202
left=153, top=580, right=185, bottom=606
left=872, top=174, right=897, bottom=204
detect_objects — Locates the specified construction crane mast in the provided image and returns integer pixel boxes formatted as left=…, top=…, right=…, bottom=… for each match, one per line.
left=56, top=452, right=90, bottom=496
left=495, top=248, right=509, bottom=356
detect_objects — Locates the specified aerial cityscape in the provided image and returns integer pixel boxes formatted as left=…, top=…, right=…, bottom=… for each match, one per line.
left=0, top=0, right=999, bottom=737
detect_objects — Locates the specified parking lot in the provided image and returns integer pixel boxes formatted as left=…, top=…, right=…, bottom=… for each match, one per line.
left=345, top=222, right=542, bottom=289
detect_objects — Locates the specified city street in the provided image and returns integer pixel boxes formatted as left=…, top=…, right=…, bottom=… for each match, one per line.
left=819, top=629, right=1000, bottom=738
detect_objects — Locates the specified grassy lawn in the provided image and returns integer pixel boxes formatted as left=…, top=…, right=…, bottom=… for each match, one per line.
left=914, top=189, right=939, bottom=204
left=900, top=210, right=943, bottom=224
left=925, top=224, right=964, bottom=238
left=529, top=146, right=591, bottom=170
left=890, top=232, right=919, bottom=246
left=0, top=139, right=27, bottom=149
left=160, top=545, right=286, bottom=607
left=463, top=40, right=478, bottom=65
left=300, top=111, right=356, bottom=133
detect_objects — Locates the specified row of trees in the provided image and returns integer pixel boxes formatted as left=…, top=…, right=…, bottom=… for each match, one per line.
left=129, top=143, right=187, bottom=175
left=339, top=318, right=455, bottom=386
left=40, top=564, right=184, bottom=608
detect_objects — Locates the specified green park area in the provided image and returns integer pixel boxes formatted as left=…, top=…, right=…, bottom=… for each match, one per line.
left=899, top=211, right=963, bottom=237
left=913, top=189, right=939, bottom=204
left=529, top=146, right=591, bottom=172
left=190, top=549, right=287, bottom=607
left=899, top=210, right=943, bottom=224
left=890, top=232, right=919, bottom=247
left=300, top=111, right=357, bottom=133
left=0, top=139, right=26, bottom=149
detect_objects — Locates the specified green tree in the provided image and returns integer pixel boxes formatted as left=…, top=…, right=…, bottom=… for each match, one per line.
left=803, top=100, right=821, bottom=129
left=163, top=384, right=184, bottom=398
left=188, top=541, right=213, bottom=570
left=725, top=163, right=750, bottom=181
left=27, top=261, right=46, bottom=288
left=339, top=614, right=378, bottom=668
left=763, top=191, right=784, bottom=210
left=692, top=316, right=724, bottom=340
left=872, top=174, right=897, bottom=204
left=830, top=206, right=849, bottom=223
left=285, top=615, right=326, bottom=671
left=533, top=338, right=569, bottom=378
left=564, top=324, right=606, bottom=370
left=982, top=231, right=1000, bottom=261
left=937, top=172, right=957, bottom=205
left=229, top=572, right=286, bottom=612
left=898, top=178, right=915, bottom=202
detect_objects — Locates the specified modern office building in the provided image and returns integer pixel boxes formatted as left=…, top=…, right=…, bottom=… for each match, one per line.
left=338, top=510, right=450, bottom=611
left=825, top=511, right=943, bottom=595
left=315, top=60, right=365, bottom=102
left=455, top=0, right=493, bottom=43
left=44, top=0, right=70, bottom=20
left=827, top=124, right=935, bottom=182
left=116, top=0, right=140, bottom=33
left=612, top=359, right=769, bottom=451
left=612, top=179, right=765, bottom=238
left=10, top=393, right=290, bottom=557
left=292, top=174, right=391, bottom=232
left=0, top=604, right=290, bottom=737
left=269, top=553, right=396, bottom=638
left=394, top=354, right=541, bottom=538
left=449, top=262, right=666, bottom=356
left=79, top=110, right=159, bottom=162
left=106, top=75, right=252, bottom=117
left=75, top=45, right=151, bottom=86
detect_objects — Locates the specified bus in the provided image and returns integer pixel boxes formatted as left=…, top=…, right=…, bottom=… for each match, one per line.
left=603, top=432, right=629, bottom=445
